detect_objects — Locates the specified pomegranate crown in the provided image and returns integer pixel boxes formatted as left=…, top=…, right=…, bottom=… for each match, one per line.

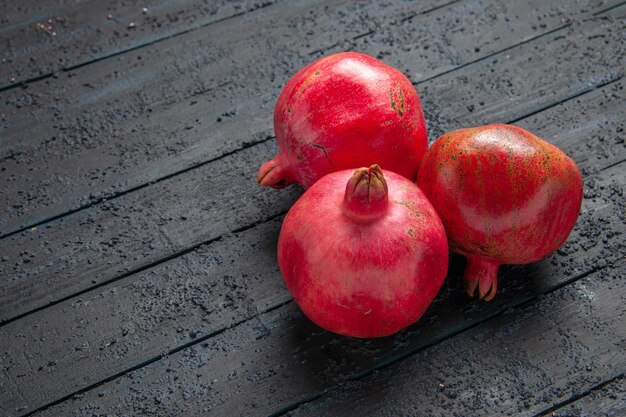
left=343, top=164, right=389, bottom=222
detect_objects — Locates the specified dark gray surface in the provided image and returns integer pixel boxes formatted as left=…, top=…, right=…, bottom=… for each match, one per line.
left=0, top=0, right=624, bottom=416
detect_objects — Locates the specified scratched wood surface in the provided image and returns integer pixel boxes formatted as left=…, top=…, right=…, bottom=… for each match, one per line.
left=0, top=1, right=624, bottom=416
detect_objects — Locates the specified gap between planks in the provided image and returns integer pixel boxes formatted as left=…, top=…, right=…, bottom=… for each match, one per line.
left=533, top=373, right=625, bottom=417
left=306, top=0, right=465, bottom=56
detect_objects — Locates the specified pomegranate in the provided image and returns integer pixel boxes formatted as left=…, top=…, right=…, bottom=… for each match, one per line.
left=417, top=124, right=583, bottom=301
left=278, top=165, right=448, bottom=338
left=258, top=52, right=428, bottom=189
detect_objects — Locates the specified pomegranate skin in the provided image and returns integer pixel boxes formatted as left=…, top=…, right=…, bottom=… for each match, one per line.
left=417, top=124, right=583, bottom=301
left=258, top=52, right=428, bottom=189
left=278, top=166, right=448, bottom=338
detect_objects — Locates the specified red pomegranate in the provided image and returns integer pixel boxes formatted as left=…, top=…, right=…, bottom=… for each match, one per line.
left=258, top=52, right=428, bottom=189
left=278, top=165, right=448, bottom=338
left=417, top=124, right=583, bottom=301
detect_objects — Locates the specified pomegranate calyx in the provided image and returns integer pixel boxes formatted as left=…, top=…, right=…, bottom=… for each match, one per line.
left=463, top=256, right=500, bottom=301
left=343, top=164, right=389, bottom=221
left=257, top=157, right=291, bottom=189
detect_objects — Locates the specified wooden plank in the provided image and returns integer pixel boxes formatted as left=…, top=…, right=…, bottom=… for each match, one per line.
left=286, top=262, right=626, bottom=417
left=0, top=218, right=292, bottom=416
left=1, top=82, right=623, bottom=415
left=541, top=376, right=626, bottom=417
left=0, top=0, right=280, bottom=88
left=30, top=234, right=626, bottom=417
left=0, top=14, right=623, bottom=323
left=1, top=0, right=620, bottom=236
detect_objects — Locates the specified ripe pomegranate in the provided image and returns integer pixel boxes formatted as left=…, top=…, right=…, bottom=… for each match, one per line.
left=258, top=52, right=428, bottom=189
left=417, top=124, right=583, bottom=301
left=278, top=165, right=448, bottom=338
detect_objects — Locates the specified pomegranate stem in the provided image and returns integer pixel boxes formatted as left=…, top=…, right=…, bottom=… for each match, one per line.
left=257, top=156, right=291, bottom=189
left=463, top=255, right=500, bottom=301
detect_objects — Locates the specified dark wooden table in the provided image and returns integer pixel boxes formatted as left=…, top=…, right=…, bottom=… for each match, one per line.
left=1, top=0, right=625, bottom=416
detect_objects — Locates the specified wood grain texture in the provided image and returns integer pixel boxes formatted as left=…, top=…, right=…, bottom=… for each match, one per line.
left=542, top=376, right=626, bottom=417
left=3, top=82, right=623, bottom=415
left=0, top=0, right=620, bottom=237
left=0, top=0, right=279, bottom=88
left=0, top=11, right=623, bottom=324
